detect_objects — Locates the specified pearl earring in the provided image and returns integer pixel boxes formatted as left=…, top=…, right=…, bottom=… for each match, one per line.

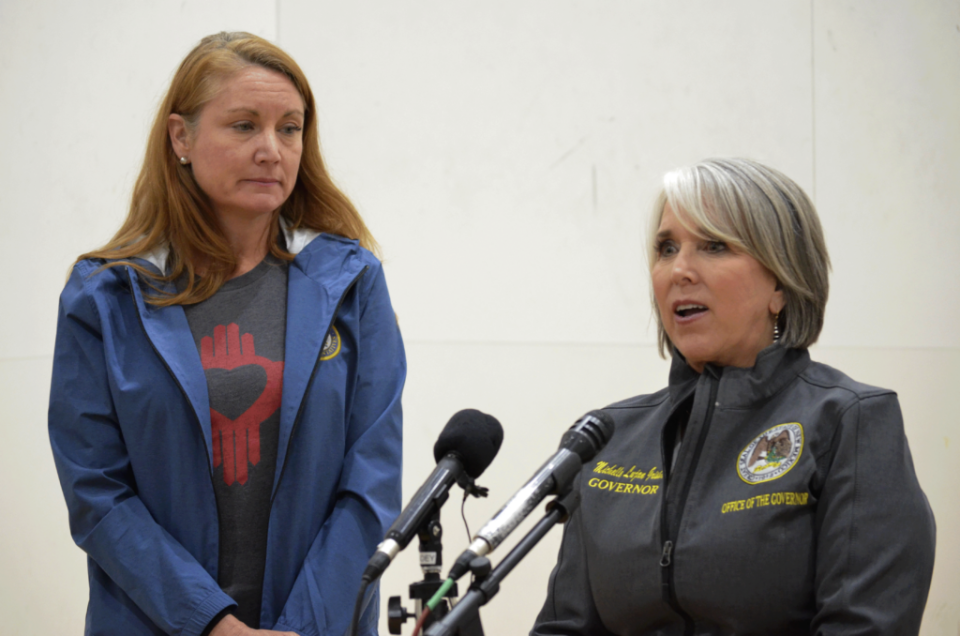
left=773, top=312, right=781, bottom=342
left=179, top=156, right=189, bottom=165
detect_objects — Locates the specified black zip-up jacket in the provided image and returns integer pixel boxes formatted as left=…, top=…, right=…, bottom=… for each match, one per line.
left=532, top=345, right=935, bottom=635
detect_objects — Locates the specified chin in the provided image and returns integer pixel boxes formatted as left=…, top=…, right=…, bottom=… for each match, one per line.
left=232, top=200, right=286, bottom=218
left=673, top=341, right=715, bottom=365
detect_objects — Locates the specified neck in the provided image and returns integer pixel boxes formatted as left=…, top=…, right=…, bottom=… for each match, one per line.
left=218, top=212, right=277, bottom=279
left=684, top=340, right=776, bottom=375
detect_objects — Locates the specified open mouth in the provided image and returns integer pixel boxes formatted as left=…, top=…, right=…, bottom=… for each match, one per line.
left=675, top=304, right=707, bottom=318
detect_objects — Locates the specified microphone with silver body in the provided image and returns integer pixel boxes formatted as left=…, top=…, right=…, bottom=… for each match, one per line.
left=445, top=410, right=615, bottom=581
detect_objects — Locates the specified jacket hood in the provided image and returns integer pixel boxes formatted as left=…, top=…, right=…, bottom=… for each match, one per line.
left=136, top=216, right=322, bottom=274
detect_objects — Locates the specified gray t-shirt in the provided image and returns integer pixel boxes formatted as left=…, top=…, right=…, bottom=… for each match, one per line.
left=183, top=255, right=288, bottom=627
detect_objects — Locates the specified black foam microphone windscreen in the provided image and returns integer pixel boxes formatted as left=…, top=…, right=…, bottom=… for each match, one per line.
left=433, top=408, right=504, bottom=478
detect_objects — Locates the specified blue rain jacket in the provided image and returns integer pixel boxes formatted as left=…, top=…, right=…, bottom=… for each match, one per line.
left=49, top=229, right=404, bottom=636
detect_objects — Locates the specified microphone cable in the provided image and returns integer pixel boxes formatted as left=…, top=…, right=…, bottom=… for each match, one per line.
left=348, top=576, right=372, bottom=636
left=411, top=578, right=455, bottom=636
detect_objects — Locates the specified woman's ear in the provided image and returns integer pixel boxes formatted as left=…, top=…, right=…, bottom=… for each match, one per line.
left=769, top=286, right=786, bottom=315
left=168, top=114, right=190, bottom=159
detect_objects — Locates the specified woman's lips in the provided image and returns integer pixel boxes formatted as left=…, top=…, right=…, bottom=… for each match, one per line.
left=245, top=178, right=280, bottom=186
left=673, top=302, right=708, bottom=324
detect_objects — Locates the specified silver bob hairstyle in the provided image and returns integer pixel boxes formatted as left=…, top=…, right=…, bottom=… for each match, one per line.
left=649, top=158, right=831, bottom=358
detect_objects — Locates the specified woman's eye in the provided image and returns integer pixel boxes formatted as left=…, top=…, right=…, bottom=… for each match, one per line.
left=656, top=241, right=678, bottom=257
left=281, top=124, right=303, bottom=135
left=705, top=240, right=727, bottom=253
left=232, top=122, right=254, bottom=132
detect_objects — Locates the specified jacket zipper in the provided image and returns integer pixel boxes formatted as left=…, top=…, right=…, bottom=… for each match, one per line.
left=270, top=266, right=368, bottom=501
left=659, top=374, right=720, bottom=636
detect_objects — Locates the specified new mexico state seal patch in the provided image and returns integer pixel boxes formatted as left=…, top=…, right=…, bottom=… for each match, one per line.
left=320, top=326, right=341, bottom=361
left=737, top=423, right=804, bottom=484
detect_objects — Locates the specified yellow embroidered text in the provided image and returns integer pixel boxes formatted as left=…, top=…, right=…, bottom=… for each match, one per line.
left=587, top=478, right=659, bottom=495
left=720, top=491, right=809, bottom=514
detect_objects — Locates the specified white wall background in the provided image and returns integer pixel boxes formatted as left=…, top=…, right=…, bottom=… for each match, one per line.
left=1, top=1, right=957, bottom=634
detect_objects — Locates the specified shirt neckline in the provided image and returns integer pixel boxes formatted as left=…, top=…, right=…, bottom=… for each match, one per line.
left=217, top=254, right=286, bottom=293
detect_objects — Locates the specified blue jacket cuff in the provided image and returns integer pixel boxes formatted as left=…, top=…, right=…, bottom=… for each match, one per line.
left=183, top=590, right=237, bottom=636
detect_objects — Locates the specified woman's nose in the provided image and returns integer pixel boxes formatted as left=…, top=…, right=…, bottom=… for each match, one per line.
left=255, top=131, right=282, bottom=163
left=671, top=247, right=698, bottom=285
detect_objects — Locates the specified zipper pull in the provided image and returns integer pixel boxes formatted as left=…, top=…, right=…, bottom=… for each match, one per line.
left=660, top=540, right=674, bottom=567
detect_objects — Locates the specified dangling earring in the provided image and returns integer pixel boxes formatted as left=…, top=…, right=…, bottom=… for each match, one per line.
left=773, top=312, right=781, bottom=342
left=179, top=156, right=189, bottom=165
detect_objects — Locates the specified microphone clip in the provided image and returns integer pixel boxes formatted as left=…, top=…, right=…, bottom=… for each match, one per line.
left=456, top=473, right=489, bottom=499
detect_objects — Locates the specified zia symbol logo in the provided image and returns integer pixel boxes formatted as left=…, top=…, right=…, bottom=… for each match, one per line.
left=200, top=324, right=284, bottom=485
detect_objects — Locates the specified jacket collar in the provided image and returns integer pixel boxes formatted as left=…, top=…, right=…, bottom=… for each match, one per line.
left=275, top=233, right=366, bottom=492
left=667, top=351, right=701, bottom=406
left=124, top=266, right=212, bottom=456
left=668, top=344, right=811, bottom=409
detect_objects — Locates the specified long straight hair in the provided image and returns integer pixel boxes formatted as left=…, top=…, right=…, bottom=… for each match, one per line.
left=79, top=32, right=376, bottom=306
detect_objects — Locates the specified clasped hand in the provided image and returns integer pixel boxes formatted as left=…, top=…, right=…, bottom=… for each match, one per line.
left=210, top=614, right=298, bottom=636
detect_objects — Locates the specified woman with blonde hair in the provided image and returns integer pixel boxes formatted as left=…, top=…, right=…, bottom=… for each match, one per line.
left=532, top=158, right=935, bottom=635
left=49, top=32, right=404, bottom=636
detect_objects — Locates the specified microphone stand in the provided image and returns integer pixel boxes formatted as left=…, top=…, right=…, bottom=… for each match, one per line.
left=387, top=506, right=459, bottom=633
left=423, top=488, right=581, bottom=636
left=389, top=475, right=490, bottom=636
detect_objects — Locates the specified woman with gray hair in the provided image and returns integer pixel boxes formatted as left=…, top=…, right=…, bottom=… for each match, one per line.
left=532, top=158, right=935, bottom=635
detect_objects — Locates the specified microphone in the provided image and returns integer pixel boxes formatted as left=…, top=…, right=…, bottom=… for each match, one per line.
left=360, top=409, right=503, bottom=583
left=446, top=410, right=614, bottom=581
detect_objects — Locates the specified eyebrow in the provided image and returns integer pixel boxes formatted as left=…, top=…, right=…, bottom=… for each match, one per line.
left=657, top=227, right=720, bottom=243
left=225, top=107, right=304, bottom=118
